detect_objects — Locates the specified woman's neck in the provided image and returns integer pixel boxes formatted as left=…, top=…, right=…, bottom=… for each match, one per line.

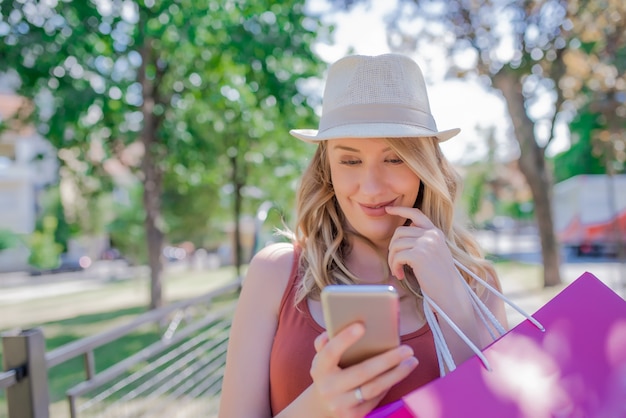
left=345, top=237, right=392, bottom=284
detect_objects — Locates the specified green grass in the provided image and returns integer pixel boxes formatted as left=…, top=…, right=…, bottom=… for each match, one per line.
left=491, top=259, right=548, bottom=294
left=45, top=308, right=165, bottom=394
left=0, top=265, right=241, bottom=416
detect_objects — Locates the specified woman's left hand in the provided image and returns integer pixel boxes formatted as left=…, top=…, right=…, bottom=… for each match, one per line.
left=310, top=325, right=418, bottom=418
left=384, top=205, right=459, bottom=297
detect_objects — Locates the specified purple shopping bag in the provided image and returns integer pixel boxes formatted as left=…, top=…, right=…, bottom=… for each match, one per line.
left=368, top=272, right=626, bottom=418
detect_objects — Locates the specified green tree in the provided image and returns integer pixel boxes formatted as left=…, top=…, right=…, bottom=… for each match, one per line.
left=552, top=109, right=606, bottom=183
left=559, top=1, right=626, bottom=177
left=0, top=0, right=324, bottom=307
left=28, top=215, right=63, bottom=270
left=0, top=229, right=18, bottom=252
left=107, top=183, right=147, bottom=264
left=34, top=184, right=75, bottom=253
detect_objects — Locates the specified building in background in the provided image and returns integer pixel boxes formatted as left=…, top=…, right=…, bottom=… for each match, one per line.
left=0, top=87, right=58, bottom=271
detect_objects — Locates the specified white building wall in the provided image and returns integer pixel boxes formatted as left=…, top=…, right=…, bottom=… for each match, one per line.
left=0, top=88, right=59, bottom=271
left=0, top=165, right=35, bottom=234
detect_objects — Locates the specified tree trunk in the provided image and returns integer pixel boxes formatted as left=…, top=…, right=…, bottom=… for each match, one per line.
left=139, top=41, right=165, bottom=309
left=493, top=69, right=562, bottom=287
left=230, top=153, right=243, bottom=279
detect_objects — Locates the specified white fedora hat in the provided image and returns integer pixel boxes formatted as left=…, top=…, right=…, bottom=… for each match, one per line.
left=290, top=53, right=460, bottom=143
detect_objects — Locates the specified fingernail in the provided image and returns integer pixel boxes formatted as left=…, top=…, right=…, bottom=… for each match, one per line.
left=402, top=357, right=418, bottom=368
left=351, top=323, right=364, bottom=335
left=399, top=346, right=414, bottom=356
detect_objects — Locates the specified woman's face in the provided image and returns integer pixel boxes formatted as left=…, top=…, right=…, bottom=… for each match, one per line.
left=327, top=137, right=421, bottom=246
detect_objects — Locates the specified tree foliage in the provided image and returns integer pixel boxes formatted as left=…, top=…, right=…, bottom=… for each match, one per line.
left=552, top=108, right=608, bottom=182
left=558, top=1, right=626, bottom=177
left=28, top=215, right=63, bottom=270
left=0, top=228, right=18, bottom=252
left=0, top=0, right=325, bottom=307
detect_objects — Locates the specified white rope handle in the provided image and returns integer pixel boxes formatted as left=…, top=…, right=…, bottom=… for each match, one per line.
left=423, top=296, right=454, bottom=376
left=423, top=258, right=545, bottom=376
left=454, top=259, right=545, bottom=332
left=466, top=287, right=500, bottom=341
left=423, top=293, right=492, bottom=373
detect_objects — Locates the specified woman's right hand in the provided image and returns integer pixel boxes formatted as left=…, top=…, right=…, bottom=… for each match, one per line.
left=310, top=323, right=418, bottom=418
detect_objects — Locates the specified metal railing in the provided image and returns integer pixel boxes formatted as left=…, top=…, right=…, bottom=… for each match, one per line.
left=1, top=280, right=240, bottom=418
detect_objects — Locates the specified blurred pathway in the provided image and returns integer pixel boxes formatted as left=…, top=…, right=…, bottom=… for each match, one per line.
left=0, top=260, right=145, bottom=304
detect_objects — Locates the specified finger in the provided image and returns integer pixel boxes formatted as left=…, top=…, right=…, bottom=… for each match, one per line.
left=387, top=224, right=427, bottom=280
left=388, top=225, right=449, bottom=271
left=326, top=388, right=383, bottom=418
left=392, top=232, right=449, bottom=262
left=315, top=323, right=365, bottom=371
left=326, top=348, right=418, bottom=416
left=389, top=226, right=426, bottom=242
left=387, top=235, right=424, bottom=279
left=391, top=261, right=407, bottom=280
left=359, top=355, right=419, bottom=401
left=344, top=385, right=385, bottom=413
left=314, top=331, right=329, bottom=353
left=388, top=233, right=427, bottom=258
left=341, top=345, right=416, bottom=389
left=315, top=344, right=417, bottom=417
left=385, top=205, right=433, bottom=228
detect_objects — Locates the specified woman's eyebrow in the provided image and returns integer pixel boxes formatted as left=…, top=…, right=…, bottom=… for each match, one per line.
left=333, top=145, right=360, bottom=152
left=333, top=145, right=392, bottom=152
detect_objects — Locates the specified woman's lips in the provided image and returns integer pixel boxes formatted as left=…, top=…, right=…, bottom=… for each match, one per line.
left=359, top=199, right=396, bottom=217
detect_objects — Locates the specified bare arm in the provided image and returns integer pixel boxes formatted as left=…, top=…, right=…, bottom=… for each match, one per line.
left=218, top=243, right=295, bottom=418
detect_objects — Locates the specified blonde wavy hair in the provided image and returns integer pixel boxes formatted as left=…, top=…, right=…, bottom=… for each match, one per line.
left=291, top=137, right=497, bottom=306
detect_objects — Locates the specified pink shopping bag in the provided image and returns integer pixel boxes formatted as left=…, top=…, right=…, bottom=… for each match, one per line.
left=368, top=272, right=626, bottom=418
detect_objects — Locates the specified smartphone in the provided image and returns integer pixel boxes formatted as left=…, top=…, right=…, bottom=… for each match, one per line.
left=321, top=285, right=400, bottom=368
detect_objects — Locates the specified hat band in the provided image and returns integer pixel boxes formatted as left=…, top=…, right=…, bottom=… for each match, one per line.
left=318, top=104, right=438, bottom=133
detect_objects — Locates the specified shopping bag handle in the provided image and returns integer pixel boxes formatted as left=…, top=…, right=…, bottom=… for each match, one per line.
left=424, top=259, right=545, bottom=376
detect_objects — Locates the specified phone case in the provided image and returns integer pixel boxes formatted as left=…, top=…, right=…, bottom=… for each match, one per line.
left=321, top=285, right=400, bottom=368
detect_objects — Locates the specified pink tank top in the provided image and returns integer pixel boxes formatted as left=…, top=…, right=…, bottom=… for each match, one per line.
left=269, top=252, right=440, bottom=415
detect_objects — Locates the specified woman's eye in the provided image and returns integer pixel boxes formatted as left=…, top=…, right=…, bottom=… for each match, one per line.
left=386, top=158, right=404, bottom=164
left=339, top=159, right=361, bottom=166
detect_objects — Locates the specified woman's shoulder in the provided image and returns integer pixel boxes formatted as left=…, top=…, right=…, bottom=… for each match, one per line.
left=245, top=242, right=298, bottom=287
left=241, top=242, right=298, bottom=314
left=249, top=241, right=297, bottom=270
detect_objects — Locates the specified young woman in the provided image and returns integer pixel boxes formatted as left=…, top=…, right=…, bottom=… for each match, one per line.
left=219, top=53, right=508, bottom=418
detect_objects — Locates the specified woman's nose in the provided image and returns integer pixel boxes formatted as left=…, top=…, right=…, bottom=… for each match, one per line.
left=360, top=165, right=386, bottom=195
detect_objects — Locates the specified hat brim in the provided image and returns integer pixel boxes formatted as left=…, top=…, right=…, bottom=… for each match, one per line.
left=290, top=123, right=460, bottom=143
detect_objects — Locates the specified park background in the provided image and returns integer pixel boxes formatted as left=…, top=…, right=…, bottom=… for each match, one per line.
left=0, top=0, right=625, bottom=416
